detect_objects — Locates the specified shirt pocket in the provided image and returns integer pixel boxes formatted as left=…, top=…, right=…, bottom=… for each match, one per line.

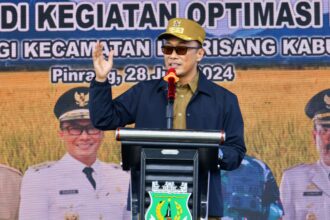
left=53, top=193, right=86, bottom=218
left=296, top=193, right=326, bottom=220
left=97, top=190, right=128, bottom=219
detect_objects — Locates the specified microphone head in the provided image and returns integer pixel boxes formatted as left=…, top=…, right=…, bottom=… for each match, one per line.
left=163, top=68, right=179, bottom=83
left=167, top=68, right=176, bottom=75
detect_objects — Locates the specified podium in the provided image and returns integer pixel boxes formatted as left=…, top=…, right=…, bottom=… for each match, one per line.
left=116, top=128, right=225, bottom=220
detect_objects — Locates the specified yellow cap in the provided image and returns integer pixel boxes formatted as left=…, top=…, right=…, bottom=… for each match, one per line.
left=158, top=18, right=206, bottom=44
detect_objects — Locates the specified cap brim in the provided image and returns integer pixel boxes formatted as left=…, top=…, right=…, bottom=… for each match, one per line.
left=158, top=32, right=195, bottom=42
left=315, top=119, right=330, bottom=125
left=59, top=109, right=90, bottom=122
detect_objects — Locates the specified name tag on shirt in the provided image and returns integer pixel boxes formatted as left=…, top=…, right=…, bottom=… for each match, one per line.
left=303, top=191, right=323, bottom=196
left=59, top=189, right=79, bottom=195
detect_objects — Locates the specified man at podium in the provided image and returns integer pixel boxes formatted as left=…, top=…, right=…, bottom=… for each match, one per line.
left=89, top=18, right=246, bottom=219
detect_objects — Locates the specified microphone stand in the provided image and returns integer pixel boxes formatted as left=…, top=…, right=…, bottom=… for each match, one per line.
left=166, top=100, right=174, bottom=129
left=166, top=77, right=175, bottom=129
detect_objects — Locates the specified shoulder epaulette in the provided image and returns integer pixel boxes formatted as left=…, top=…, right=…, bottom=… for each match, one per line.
left=30, top=161, right=56, bottom=172
left=110, top=163, right=122, bottom=169
left=284, top=163, right=308, bottom=172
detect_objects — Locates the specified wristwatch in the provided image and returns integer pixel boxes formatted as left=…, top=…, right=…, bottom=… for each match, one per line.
left=217, top=149, right=224, bottom=169
left=218, top=148, right=224, bottom=160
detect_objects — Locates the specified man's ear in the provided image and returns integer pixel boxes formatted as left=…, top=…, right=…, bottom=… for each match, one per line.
left=196, top=48, right=205, bottom=62
left=312, top=128, right=317, bottom=145
left=100, top=131, right=105, bottom=139
left=58, top=129, right=65, bottom=139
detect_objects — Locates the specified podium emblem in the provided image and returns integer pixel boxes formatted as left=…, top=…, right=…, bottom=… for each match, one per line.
left=306, top=212, right=317, bottom=220
left=64, top=211, right=79, bottom=220
left=145, top=181, right=192, bottom=220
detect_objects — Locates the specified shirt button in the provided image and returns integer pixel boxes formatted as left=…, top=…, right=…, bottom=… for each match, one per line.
left=178, top=113, right=182, bottom=117
left=180, top=95, right=184, bottom=98
left=187, top=113, right=190, bottom=117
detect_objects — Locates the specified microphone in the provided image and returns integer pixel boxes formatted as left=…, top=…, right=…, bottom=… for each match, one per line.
left=163, top=68, right=179, bottom=129
left=163, top=68, right=179, bottom=101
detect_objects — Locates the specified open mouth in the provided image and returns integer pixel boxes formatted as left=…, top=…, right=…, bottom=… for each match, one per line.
left=76, top=143, right=93, bottom=150
left=169, top=63, right=180, bottom=68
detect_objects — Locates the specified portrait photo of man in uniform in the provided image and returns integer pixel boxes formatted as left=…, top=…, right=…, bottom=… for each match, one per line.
left=19, top=87, right=130, bottom=220
left=0, top=164, right=22, bottom=220
left=280, top=88, right=330, bottom=220
left=221, top=155, right=283, bottom=220
left=90, top=18, right=246, bottom=219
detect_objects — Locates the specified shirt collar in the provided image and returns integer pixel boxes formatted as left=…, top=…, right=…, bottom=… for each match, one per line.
left=156, top=67, right=212, bottom=96
left=62, top=153, right=101, bottom=174
left=319, top=159, right=330, bottom=173
left=176, top=72, right=199, bottom=94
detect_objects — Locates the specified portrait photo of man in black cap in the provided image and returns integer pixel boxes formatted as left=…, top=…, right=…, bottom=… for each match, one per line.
left=19, top=87, right=130, bottom=220
left=280, top=88, right=330, bottom=220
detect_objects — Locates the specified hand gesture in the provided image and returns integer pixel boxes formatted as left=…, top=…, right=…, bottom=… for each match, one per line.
left=92, top=41, right=114, bottom=82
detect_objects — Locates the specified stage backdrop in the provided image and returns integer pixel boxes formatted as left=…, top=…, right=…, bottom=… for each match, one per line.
left=1, top=0, right=330, bottom=187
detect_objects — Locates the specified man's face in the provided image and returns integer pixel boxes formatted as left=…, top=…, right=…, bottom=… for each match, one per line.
left=163, top=37, right=204, bottom=83
left=313, top=123, right=330, bottom=165
left=59, top=119, right=104, bottom=165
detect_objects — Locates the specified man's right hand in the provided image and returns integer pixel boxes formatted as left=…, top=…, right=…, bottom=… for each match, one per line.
left=92, top=41, right=114, bottom=82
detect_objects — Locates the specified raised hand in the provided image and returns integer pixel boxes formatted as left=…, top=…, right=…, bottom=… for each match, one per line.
left=92, top=41, right=114, bottom=82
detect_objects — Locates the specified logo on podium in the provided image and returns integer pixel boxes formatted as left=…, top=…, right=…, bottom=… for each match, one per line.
left=145, top=181, right=192, bottom=220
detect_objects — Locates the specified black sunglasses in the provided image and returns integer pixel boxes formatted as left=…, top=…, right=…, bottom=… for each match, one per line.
left=161, top=45, right=201, bottom=55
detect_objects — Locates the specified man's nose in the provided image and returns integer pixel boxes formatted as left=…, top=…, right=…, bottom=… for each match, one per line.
left=79, top=130, right=89, bottom=139
left=169, top=49, right=179, bottom=58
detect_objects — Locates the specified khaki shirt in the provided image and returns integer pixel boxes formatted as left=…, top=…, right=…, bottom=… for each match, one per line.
left=0, top=164, right=22, bottom=220
left=173, top=73, right=199, bottom=129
